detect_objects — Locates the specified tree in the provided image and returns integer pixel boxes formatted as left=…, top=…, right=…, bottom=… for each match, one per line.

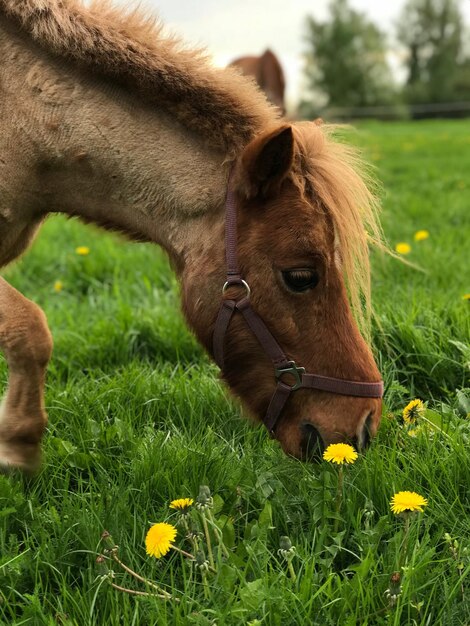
left=397, top=0, right=468, bottom=104
left=301, top=0, right=395, bottom=114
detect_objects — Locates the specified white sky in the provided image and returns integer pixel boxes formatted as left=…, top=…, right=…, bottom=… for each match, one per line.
left=116, top=0, right=470, bottom=110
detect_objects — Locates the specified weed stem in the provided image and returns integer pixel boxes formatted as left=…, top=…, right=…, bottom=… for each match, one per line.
left=200, top=513, right=215, bottom=569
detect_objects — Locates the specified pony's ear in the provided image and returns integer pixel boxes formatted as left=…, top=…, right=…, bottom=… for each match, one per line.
left=236, top=125, right=294, bottom=198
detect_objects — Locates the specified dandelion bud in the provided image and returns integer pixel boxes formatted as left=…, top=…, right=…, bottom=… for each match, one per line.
left=195, top=550, right=209, bottom=572
left=280, top=536, right=292, bottom=551
left=188, top=521, right=202, bottom=540
left=278, top=536, right=296, bottom=561
left=364, top=499, right=374, bottom=516
left=196, top=485, right=213, bottom=510
left=100, top=530, right=116, bottom=550
left=385, top=571, right=402, bottom=606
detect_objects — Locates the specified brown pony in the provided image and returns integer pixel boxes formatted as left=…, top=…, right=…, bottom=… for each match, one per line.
left=230, top=49, right=286, bottom=114
left=0, top=0, right=383, bottom=472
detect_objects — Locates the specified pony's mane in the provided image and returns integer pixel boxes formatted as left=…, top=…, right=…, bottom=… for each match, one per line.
left=291, top=123, right=383, bottom=333
left=0, top=0, right=280, bottom=155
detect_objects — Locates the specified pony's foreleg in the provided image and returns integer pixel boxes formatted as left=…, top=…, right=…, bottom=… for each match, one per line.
left=0, top=277, right=53, bottom=472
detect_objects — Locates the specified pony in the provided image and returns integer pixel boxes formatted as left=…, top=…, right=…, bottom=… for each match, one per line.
left=0, top=0, right=383, bottom=473
left=230, top=49, right=286, bottom=114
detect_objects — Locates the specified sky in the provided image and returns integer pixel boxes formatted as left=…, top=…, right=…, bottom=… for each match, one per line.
left=114, top=0, right=470, bottom=110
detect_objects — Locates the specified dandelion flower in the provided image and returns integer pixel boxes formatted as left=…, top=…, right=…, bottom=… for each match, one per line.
left=395, top=242, right=411, bottom=255
left=170, top=498, right=194, bottom=513
left=390, top=491, right=428, bottom=514
left=403, top=399, right=425, bottom=425
left=414, top=230, right=429, bottom=242
left=145, top=522, right=177, bottom=558
left=54, top=280, right=63, bottom=293
left=323, top=443, right=358, bottom=465
left=463, top=293, right=470, bottom=301
left=75, top=246, right=90, bottom=256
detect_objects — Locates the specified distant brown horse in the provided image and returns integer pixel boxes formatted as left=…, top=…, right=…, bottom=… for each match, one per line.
left=0, top=0, right=383, bottom=472
left=230, top=49, right=286, bottom=114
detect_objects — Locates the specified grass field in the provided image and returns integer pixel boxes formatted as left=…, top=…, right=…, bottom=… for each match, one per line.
left=0, top=120, right=469, bottom=625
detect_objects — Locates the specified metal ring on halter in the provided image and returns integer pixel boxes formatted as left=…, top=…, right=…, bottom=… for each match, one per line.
left=222, top=279, right=251, bottom=297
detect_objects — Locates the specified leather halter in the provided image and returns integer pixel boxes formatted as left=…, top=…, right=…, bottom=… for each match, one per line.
left=212, top=172, right=384, bottom=435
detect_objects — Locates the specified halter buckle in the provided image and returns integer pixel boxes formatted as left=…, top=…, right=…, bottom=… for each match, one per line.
left=275, top=361, right=306, bottom=391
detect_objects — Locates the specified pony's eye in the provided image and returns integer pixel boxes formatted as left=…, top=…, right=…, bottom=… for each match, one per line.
left=282, top=269, right=319, bottom=292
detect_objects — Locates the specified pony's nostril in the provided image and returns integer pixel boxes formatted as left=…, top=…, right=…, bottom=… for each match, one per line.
left=357, top=411, right=374, bottom=451
left=300, top=423, right=324, bottom=462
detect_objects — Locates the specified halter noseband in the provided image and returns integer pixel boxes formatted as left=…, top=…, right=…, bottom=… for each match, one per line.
left=212, top=171, right=384, bottom=435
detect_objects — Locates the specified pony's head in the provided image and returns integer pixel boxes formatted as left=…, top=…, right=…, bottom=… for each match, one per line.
left=182, top=122, right=383, bottom=460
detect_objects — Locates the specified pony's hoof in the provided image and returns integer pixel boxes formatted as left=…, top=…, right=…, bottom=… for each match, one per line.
left=0, top=440, right=42, bottom=475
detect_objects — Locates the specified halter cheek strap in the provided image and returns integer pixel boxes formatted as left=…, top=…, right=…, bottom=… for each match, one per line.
left=212, top=171, right=384, bottom=435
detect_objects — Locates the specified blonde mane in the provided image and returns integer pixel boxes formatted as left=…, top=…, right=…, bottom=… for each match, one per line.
left=0, top=0, right=279, bottom=155
left=291, top=123, right=383, bottom=333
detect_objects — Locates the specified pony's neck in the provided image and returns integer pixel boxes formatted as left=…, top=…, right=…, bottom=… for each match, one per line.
left=4, top=24, right=231, bottom=268
left=48, top=94, right=230, bottom=268
left=46, top=81, right=228, bottom=265
left=49, top=104, right=229, bottom=272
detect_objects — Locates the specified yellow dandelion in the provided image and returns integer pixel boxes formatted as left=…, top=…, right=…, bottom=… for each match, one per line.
left=323, top=443, right=358, bottom=465
left=463, top=294, right=470, bottom=301
left=54, top=280, right=63, bottom=293
left=414, top=230, right=429, bottom=242
left=390, top=491, right=428, bottom=514
left=395, top=242, right=411, bottom=255
left=145, top=522, right=177, bottom=559
left=169, top=498, right=194, bottom=512
left=75, top=246, right=90, bottom=256
left=403, top=399, right=425, bottom=425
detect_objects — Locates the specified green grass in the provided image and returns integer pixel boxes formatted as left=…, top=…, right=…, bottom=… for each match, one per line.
left=0, top=120, right=469, bottom=625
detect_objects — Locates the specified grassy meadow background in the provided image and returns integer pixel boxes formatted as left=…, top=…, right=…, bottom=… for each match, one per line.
left=0, top=120, right=469, bottom=625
